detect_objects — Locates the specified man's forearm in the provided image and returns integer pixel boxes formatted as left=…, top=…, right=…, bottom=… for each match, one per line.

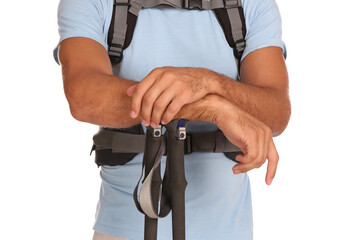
left=64, top=72, right=141, bottom=128
left=208, top=72, right=291, bottom=136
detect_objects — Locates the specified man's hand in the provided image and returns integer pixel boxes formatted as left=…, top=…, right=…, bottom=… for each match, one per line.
left=127, top=67, right=214, bottom=127
left=210, top=95, right=279, bottom=185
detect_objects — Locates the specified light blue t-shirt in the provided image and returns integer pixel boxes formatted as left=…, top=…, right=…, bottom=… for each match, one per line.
left=55, top=0, right=286, bottom=239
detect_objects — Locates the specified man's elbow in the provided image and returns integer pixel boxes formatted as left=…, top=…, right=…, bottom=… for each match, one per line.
left=272, top=100, right=291, bottom=137
left=63, top=78, right=92, bottom=123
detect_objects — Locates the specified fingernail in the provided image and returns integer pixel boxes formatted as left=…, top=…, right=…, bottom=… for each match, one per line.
left=161, top=120, right=166, bottom=125
left=130, top=111, right=137, bottom=118
left=142, top=120, right=149, bottom=126
left=233, top=169, right=241, bottom=175
left=267, top=178, right=273, bottom=185
left=150, top=122, right=158, bottom=128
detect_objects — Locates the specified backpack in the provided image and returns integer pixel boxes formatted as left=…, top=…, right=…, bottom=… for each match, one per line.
left=107, top=0, right=246, bottom=76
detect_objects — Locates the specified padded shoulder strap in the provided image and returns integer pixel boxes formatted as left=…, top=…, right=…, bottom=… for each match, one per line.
left=214, top=0, right=247, bottom=74
left=108, top=0, right=247, bottom=76
left=108, top=0, right=139, bottom=75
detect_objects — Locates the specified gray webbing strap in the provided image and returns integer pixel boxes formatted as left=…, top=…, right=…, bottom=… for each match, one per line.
left=110, top=0, right=129, bottom=76
left=225, top=0, right=245, bottom=59
left=136, top=138, right=170, bottom=218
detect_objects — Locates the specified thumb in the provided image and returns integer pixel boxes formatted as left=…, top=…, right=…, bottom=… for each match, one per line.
left=126, top=84, right=137, bottom=97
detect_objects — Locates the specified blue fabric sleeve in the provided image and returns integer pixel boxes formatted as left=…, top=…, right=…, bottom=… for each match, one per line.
left=54, top=0, right=111, bottom=64
left=242, top=0, right=286, bottom=60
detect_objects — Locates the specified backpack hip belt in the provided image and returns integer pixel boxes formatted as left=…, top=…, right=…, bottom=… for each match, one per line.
left=91, top=124, right=243, bottom=167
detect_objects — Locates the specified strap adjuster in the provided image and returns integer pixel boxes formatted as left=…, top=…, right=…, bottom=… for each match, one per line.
left=223, top=0, right=239, bottom=8
left=233, top=39, right=245, bottom=59
left=184, top=0, right=202, bottom=9
left=109, top=43, right=124, bottom=64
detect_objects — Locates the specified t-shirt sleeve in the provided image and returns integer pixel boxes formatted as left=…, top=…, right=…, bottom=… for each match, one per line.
left=53, top=0, right=111, bottom=64
left=241, top=0, right=287, bottom=61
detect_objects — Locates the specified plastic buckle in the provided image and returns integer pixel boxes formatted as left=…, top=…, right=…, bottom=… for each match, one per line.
left=115, top=0, right=129, bottom=6
left=223, top=0, right=239, bottom=8
left=233, top=39, right=245, bottom=59
left=109, top=43, right=123, bottom=64
left=184, top=0, right=202, bottom=9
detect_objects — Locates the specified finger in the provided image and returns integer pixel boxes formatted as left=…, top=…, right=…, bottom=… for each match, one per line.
left=234, top=132, right=259, bottom=165
left=265, top=139, right=279, bottom=185
left=126, top=84, right=137, bottom=97
left=233, top=129, right=269, bottom=174
left=150, top=88, right=177, bottom=127
left=140, top=83, right=166, bottom=125
left=160, top=96, right=186, bottom=125
left=130, top=70, right=160, bottom=118
left=232, top=162, right=255, bottom=174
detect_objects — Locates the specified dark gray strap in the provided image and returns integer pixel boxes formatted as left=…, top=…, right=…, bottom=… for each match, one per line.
left=110, top=0, right=129, bottom=76
left=224, top=0, right=246, bottom=63
left=190, top=131, right=242, bottom=153
left=93, top=128, right=146, bottom=153
left=130, top=0, right=228, bottom=9
left=93, top=128, right=242, bottom=153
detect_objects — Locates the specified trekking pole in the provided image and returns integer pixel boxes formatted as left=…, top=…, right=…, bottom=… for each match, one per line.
left=164, top=120, right=188, bottom=240
left=143, top=125, right=163, bottom=240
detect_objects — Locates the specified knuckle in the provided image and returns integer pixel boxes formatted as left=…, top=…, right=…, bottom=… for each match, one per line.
left=151, top=67, right=162, bottom=75
left=162, top=71, right=175, bottom=80
left=248, top=151, right=258, bottom=160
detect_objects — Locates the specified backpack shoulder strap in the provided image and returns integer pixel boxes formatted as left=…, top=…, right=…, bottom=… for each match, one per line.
left=108, top=0, right=247, bottom=76
left=214, top=0, right=247, bottom=74
left=108, top=0, right=140, bottom=76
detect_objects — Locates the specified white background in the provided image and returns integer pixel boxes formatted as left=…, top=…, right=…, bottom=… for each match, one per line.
left=0, top=0, right=359, bottom=239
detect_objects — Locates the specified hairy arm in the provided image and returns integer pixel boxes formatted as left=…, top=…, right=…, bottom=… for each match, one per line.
left=208, top=47, right=291, bottom=136
left=128, top=47, right=290, bottom=136
left=58, top=37, right=226, bottom=127
left=59, top=38, right=278, bottom=184
left=59, top=37, right=141, bottom=128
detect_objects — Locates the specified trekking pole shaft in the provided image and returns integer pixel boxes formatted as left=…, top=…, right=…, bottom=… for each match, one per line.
left=143, top=127, right=162, bottom=240
left=167, top=128, right=187, bottom=240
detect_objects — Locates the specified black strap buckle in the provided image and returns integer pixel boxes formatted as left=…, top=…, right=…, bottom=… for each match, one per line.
left=184, top=0, right=202, bottom=9
left=109, top=43, right=124, bottom=64
left=233, top=39, right=245, bottom=59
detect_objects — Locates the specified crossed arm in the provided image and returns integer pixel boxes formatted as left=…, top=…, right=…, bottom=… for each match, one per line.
left=59, top=37, right=291, bottom=185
